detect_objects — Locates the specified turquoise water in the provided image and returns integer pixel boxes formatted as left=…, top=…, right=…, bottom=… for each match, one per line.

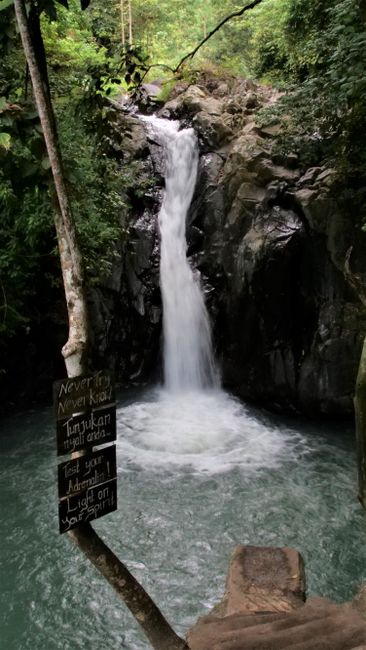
left=1, top=386, right=365, bottom=649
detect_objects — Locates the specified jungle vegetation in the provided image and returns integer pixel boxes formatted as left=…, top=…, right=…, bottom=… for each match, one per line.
left=1, top=0, right=365, bottom=356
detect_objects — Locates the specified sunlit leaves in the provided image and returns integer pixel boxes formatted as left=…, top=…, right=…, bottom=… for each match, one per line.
left=0, top=0, right=14, bottom=11
left=248, top=0, right=366, bottom=171
left=0, top=132, right=11, bottom=149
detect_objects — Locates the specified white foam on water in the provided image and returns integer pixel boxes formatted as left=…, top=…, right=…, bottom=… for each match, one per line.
left=117, top=389, right=308, bottom=474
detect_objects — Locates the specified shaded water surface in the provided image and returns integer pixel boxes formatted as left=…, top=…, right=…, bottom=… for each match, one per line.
left=1, top=386, right=365, bottom=649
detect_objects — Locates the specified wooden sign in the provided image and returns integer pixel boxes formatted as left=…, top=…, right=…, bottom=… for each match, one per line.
left=56, top=405, right=116, bottom=456
left=54, top=369, right=118, bottom=534
left=53, top=370, right=115, bottom=420
left=59, top=478, right=117, bottom=534
left=58, top=445, right=117, bottom=499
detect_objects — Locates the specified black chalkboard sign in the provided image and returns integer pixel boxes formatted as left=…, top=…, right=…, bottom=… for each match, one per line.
left=53, top=370, right=115, bottom=420
left=56, top=405, right=116, bottom=455
left=54, top=369, right=118, bottom=534
left=59, top=478, right=117, bottom=534
left=58, top=445, right=117, bottom=499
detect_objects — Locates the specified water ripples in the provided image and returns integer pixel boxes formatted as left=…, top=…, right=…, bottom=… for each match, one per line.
left=1, top=390, right=365, bottom=649
left=117, top=388, right=309, bottom=474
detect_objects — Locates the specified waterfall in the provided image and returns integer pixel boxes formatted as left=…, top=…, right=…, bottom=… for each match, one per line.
left=141, top=116, right=218, bottom=391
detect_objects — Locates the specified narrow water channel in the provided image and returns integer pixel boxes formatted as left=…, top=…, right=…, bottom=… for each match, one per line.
left=1, top=390, right=366, bottom=650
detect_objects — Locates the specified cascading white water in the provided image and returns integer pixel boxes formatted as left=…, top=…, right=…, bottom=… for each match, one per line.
left=141, top=116, right=218, bottom=391
left=132, top=116, right=302, bottom=470
left=132, top=115, right=301, bottom=472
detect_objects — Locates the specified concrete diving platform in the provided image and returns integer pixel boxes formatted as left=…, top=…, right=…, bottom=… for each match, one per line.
left=187, top=545, right=366, bottom=649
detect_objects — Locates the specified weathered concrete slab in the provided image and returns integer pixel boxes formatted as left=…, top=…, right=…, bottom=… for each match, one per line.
left=224, top=545, right=306, bottom=615
left=187, top=546, right=366, bottom=650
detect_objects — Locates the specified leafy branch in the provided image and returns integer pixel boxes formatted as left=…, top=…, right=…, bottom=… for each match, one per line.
left=120, top=1, right=265, bottom=98
left=174, top=0, right=265, bottom=72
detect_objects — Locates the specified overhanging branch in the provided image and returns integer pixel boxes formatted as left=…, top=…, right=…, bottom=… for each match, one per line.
left=174, top=0, right=265, bottom=73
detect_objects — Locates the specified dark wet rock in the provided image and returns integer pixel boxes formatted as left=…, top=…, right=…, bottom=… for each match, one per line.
left=89, top=208, right=162, bottom=384
left=141, top=82, right=161, bottom=101
left=102, top=110, right=149, bottom=160
left=87, top=111, right=163, bottom=386
left=159, top=81, right=366, bottom=414
left=90, top=80, right=366, bottom=415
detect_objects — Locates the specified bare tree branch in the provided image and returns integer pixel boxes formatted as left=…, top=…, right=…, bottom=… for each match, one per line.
left=70, top=523, right=189, bottom=650
left=174, top=0, right=265, bottom=73
left=139, top=63, right=175, bottom=87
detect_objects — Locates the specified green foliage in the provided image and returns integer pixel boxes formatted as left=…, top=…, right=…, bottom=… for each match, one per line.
left=0, top=131, right=11, bottom=149
left=0, top=2, right=126, bottom=343
left=0, top=93, right=126, bottom=339
left=0, top=0, right=14, bottom=10
left=0, top=132, right=56, bottom=338
left=155, top=79, right=175, bottom=104
left=40, top=0, right=107, bottom=96
left=249, top=0, right=366, bottom=173
left=56, top=100, right=125, bottom=280
left=241, top=0, right=291, bottom=82
left=118, top=0, right=253, bottom=78
left=2, top=0, right=365, bottom=345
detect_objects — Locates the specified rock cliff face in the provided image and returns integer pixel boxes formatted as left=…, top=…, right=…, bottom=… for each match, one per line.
left=94, top=80, right=366, bottom=415
left=159, top=80, right=366, bottom=414
left=88, top=112, right=163, bottom=385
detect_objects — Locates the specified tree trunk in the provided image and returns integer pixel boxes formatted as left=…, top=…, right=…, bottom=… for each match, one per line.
left=355, top=336, right=366, bottom=508
left=120, top=0, right=125, bottom=47
left=128, top=0, right=133, bottom=45
left=13, top=1, right=190, bottom=648
left=344, top=247, right=366, bottom=509
left=14, top=0, right=87, bottom=376
left=69, top=523, right=189, bottom=650
left=28, top=1, right=52, bottom=97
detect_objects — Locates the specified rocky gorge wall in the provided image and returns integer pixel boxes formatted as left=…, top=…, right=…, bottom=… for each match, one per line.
left=92, top=79, right=366, bottom=415
left=87, top=109, right=163, bottom=386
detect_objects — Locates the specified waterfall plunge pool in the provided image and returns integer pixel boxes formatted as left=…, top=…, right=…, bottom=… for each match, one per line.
left=1, top=115, right=364, bottom=649
left=1, top=385, right=365, bottom=650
